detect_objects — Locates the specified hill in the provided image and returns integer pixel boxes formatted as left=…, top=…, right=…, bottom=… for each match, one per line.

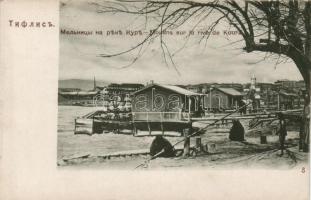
left=58, top=79, right=108, bottom=90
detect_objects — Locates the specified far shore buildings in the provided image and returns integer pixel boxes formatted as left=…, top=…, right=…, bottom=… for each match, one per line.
left=58, top=81, right=144, bottom=105
left=58, top=76, right=306, bottom=110
left=185, top=76, right=306, bottom=111
left=58, top=89, right=100, bottom=105
left=186, top=83, right=243, bottom=94
left=96, top=83, right=144, bottom=96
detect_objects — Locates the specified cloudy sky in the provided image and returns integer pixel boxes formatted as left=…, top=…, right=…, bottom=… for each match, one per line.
left=59, top=0, right=303, bottom=85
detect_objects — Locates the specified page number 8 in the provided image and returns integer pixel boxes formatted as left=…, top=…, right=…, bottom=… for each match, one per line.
left=301, top=167, right=305, bottom=173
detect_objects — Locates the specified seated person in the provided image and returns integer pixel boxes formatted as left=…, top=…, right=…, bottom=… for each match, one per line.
left=229, top=119, right=245, bottom=141
left=150, top=135, right=175, bottom=158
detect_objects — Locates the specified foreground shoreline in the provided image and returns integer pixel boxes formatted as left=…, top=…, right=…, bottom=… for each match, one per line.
left=58, top=132, right=308, bottom=170
left=57, top=106, right=308, bottom=169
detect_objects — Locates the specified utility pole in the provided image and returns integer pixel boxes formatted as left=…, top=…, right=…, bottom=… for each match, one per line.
left=277, top=86, right=281, bottom=110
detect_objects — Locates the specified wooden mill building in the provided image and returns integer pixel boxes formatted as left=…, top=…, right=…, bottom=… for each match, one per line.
left=206, top=87, right=243, bottom=111
left=131, top=83, right=206, bottom=136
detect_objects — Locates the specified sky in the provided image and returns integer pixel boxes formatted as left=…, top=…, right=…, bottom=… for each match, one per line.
left=59, top=0, right=303, bottom=85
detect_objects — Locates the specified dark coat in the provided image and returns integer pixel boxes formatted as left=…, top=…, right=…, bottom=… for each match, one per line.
left=150, top=136, right=175, bottom=157
left=229, top=120, right=245, bottom=141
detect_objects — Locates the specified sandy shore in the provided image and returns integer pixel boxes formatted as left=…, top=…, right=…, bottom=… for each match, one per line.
left=58, top=131, right=308, bottom=170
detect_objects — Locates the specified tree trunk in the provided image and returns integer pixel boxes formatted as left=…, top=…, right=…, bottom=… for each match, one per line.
left=288, top=50, right=310, bottom=152
left=302, top=70, right=310, bottom=152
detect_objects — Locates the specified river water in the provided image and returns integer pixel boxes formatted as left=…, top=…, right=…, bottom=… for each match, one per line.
left=57, top=105, right=236, bottom=160
left=58, top=106, right=189, bottom=160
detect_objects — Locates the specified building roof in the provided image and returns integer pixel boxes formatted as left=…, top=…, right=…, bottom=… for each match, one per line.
left=133, top=83, right=203, bottom=96
left=215, top=88, right=243, bottom=96
left=279, top=91, right=297, bottom=97
left=59, top=91, right=98, bottom=96
left=108, top=83, right=144, bottom=88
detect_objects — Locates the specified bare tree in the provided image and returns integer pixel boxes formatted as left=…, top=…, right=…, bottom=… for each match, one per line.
left=95, top=0, right=310, bottom=151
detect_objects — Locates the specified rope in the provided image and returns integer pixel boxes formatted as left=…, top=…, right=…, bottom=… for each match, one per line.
left=134, top=102, right=252, bottom=169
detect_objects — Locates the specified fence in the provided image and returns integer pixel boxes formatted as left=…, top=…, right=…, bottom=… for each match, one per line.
left=132, top=112, right=191, bottom=122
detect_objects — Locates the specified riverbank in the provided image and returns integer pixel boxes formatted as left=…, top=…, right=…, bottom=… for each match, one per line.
left=57, top=106, right=308, bottom=169
left=58, top=130, right=307, bottom=169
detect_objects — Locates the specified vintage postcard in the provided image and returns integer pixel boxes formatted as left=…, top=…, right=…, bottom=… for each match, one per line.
left=58, top=0, right=309, bottom=170
left=1, top=0, right=310, bottom=199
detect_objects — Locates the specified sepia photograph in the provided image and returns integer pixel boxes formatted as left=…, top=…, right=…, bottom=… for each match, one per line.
left=57, top=0, right=310, bottom=170
left=2, top=1, right=311, bottom=199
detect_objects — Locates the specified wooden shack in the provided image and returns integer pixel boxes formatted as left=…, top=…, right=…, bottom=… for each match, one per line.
left=279, top=90, right=297, bottom=110
left=131, top=83, right=205, bottom=136
left=206, top=87, right=243, bottom=111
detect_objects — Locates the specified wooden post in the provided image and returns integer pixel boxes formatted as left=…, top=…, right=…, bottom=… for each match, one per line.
left=183, top=128, right=190, bottom=157
left=132, top=125, right=137, bottom=136
left=91, top=117, right=94, bottom=135
left=188, top=97, right=191, bottom=117
left=74, top=119, right=76, bottom=134
left=152, top=88, right=155, bottom=111
left=195, top=137, right=202, bottom=152
left=147, top=112, right=151, bottom=135
left=210, top=87, right=212, bottom=112
left=260, top=135, right=267, bottom=144
left=160, top=113, right=164, bottom=135
left=278, top=93, right=280, bottom=110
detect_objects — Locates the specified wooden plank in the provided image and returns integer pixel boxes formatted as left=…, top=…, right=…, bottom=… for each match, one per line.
left=62, top=153, right=91, bottom=161
left=192, top=115, right=275, bottom=121
left=62, top=146, right=193, bottom=162
left=134, top=130, right=182, bottom=137
left=183, top=128, right=191, bottom=157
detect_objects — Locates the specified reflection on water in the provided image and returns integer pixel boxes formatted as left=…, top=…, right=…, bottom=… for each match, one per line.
left=57, top=106, right=231, bottom=160
left=58, top=106, right=164, bottom=159
left=57, top=106, right=248, bottom=159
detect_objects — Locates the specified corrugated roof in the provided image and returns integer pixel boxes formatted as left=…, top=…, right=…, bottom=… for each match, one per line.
left=133, top=84, right=203, bottom=96
left=216, top=88, right=242, bottom=96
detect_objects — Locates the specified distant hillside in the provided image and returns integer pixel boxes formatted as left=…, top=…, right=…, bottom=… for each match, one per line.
left=58, top=79, right=108, bottom=90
